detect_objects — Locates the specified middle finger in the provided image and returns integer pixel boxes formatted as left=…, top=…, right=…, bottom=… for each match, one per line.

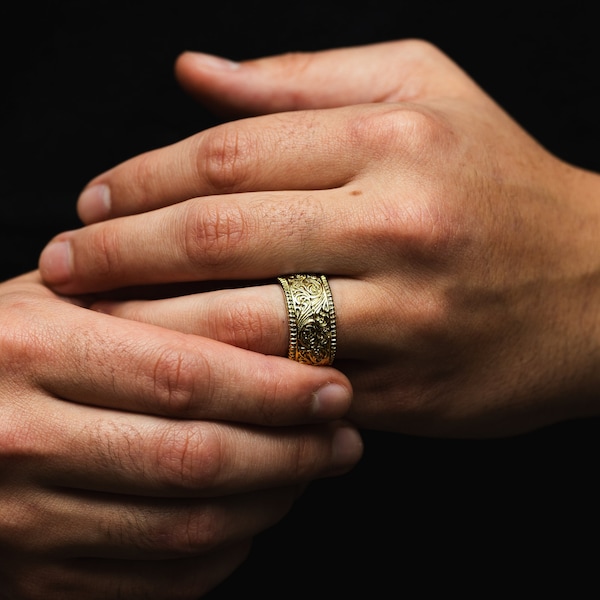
left=39, top=188, right=378, bottom=296
left=76, top=104, right=398, bottom=222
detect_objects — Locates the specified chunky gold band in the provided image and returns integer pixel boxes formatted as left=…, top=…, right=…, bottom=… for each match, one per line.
left=277, top=273, right=337, bottom=366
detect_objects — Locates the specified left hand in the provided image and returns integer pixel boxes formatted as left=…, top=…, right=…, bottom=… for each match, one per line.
left=39, top=40, right=600, bottom=438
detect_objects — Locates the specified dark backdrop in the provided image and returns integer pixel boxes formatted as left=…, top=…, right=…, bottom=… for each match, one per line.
left=2, top=2, right=599, bottom=596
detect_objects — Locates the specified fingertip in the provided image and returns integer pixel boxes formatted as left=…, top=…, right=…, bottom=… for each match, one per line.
left=177, top=50, right=240, bottom=74
left=39, top=238, right=73, bottom=287
left=329, top=422, right=364, bottom=474
left=312, top=382, right=353, bottom=419
left=77, top=183, right=111, bottom=224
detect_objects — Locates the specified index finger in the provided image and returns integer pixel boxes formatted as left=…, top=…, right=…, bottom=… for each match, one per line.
left=76, top=105, right=366, bottom=223
left=8, top=276, right=353, bottom=424
left=77, top=40, right=481, bottom=224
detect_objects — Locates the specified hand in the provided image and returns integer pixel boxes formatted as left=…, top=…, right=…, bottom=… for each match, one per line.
left=38, top=40, right=600, bottom=438
left=0, top=272, right=359, bottom=599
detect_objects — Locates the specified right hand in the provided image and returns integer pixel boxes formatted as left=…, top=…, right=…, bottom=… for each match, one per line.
left=0, top=271, right=361, bottom=600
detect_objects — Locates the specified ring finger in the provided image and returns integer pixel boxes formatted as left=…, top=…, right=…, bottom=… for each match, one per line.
left=91, top=277, right=403, bottom=362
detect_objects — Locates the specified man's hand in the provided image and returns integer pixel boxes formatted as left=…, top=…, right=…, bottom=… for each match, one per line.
left=39, top=40, right=600, bottom=438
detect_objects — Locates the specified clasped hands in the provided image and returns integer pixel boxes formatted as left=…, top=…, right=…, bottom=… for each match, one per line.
left=3, top=39, right=600, bottom=597
left=41, top=39, right=600, bottom=436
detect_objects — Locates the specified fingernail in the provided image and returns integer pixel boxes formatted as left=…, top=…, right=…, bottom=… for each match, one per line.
left=78, top=184, right=111, bottom=223
left=39, top=240, right=72, bottom=285
left=187, top=51, right=240, bottom=70
left=312, top=383, right=352, bottom=418
left=330, top=424, right=363, bottom=473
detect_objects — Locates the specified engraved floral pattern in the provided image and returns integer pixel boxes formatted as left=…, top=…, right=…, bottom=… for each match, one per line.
left=278, top=274, right=337, bottom=366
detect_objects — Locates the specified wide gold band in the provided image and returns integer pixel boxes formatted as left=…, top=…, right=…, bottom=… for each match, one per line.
left=277, top=273, right=337, bottom=366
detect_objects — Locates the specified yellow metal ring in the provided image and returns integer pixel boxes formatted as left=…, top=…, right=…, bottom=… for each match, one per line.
left=277, top=273, right=337, bottom=366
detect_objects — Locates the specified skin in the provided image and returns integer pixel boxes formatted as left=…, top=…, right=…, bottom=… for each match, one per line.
left=0, top=272, right=360, bottom=599
left=38, top=39, right=600, bottom=441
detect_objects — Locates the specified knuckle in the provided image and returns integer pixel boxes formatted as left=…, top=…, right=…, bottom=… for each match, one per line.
left=197, top=125, right=257, bottom=193
left=117, top=151, right=158, bottom=212
left=162, top=507, right=223, bottom=555
left=286, top=431, right=321, bottom=480
left=149, top=344, right=203, bottom=416
left=409, top=287, right=452, bottom=341
left=216, top=297, right=280, bottom=351
left=127, top=504, right=225, bottom=558
left=401, top=108, right=449, bottom=155
left=349, top=110, right=462, bottom=264
left=0, top=408, right=38, bottom=461
left=396, top=38, right=446, bottom=64
left=350, top=105, right=449, bottom=161
left=0, top=492, right=45, bottom=552
left=84, top=223, right=121, bottom=277
left=272, top=51, right=315, bottom=77
left=387, top=193, right=461, bottom=261
left=398, top=285, right=454, bottom=357
left=360, top=201, right=459, bottom=273
left=0, top=294, right=51, bottom=377
left=113, top=300, right=146, bottom=323
left=183, top=201, right=251, bottom=269
left=152, top=422, right=223, bottom=491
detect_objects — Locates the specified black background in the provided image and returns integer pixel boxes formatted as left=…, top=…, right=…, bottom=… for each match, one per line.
left=2, top=1, right=599, bottom=596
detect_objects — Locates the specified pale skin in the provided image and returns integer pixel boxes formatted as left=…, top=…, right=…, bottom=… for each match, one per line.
left=0, top=270, right=360, bottom=598
left=38, top=39, right=600, bottom=439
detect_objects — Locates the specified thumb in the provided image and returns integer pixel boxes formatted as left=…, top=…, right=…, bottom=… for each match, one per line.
left=174, top=39, right=478, bottom=118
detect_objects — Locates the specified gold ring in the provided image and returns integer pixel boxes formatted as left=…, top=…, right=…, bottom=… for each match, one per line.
left=277, top=273, right=337, bottom=366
